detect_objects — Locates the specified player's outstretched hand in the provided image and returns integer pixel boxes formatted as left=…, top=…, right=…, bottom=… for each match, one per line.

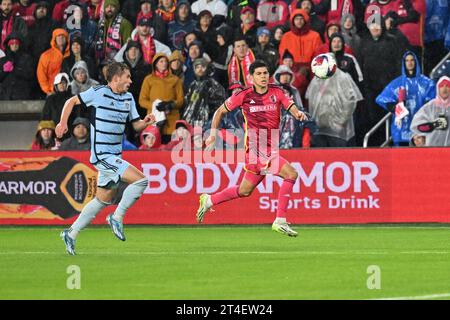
left=205, top=135, right=216, bottom=151
left=55, top=123, right=68, bottom=139
left=144, top=114, right=156, bottom=125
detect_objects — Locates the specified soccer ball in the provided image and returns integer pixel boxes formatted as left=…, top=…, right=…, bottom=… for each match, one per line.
left=311, top=53, right=337, bottom=79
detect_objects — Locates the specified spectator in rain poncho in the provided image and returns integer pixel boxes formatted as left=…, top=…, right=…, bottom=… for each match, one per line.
left=376, top=51, right=436, bottom=146
left=306, top=68, right=363, bottom=147
left=273, top=64, right=305, bottom=149
left=410, top=76, right=450, bottom=147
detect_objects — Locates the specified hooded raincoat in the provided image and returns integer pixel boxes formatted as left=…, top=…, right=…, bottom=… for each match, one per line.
left=139, top=125, right=162, bottom=150
left=306, top=68, right=363, bottom=141
left=69, top=60, right=99, bottom=95
left=376, top=51, right=436, bottom=145
left=273, top=64, right=305, bottom=149
left=36, top=28, right=70, bottom=94
left=410, top=76, right=450, bottom=146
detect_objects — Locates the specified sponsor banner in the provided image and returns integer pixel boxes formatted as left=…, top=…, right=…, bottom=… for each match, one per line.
left=0, top=149, right=449, bottom=225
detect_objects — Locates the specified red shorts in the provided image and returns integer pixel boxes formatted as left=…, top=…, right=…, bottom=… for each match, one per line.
left=244, top=153, right=289, bottom=176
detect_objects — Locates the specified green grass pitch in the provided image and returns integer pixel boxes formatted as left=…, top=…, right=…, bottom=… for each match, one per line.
left=0, top=225, right=449, bottom=300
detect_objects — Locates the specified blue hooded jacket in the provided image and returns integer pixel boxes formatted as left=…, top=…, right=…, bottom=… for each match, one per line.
left=424, top=0, right=449, bottom=43
left=376, top=51, right=436, bottom=145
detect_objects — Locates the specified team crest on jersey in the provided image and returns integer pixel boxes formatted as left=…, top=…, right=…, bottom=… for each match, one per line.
left=124, top=102, right=130, bottom=110
left=270, top=95, right=277, bottom=103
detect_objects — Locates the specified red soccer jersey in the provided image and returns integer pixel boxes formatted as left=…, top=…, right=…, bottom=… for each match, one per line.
left=224, top=85, right=295, bottom=159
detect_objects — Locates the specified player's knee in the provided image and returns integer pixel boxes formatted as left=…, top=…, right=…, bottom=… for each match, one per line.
left=282, top=166, right=298, bottom=181
left=95, top=195, right=113, bottom=206
left=131, top=177, right=149, bottom=194
left=132, top=176, right=148, bottom=186
left=287, top=170, right=298, bottom=181
left=96, top=198, right=112, bottom=206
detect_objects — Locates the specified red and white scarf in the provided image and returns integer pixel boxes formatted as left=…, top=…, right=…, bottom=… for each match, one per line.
left=95, top=13, right=123, bottom=60
left=228, top=49, right=255, bottom=87
left=1, top=15, right=14, bottom=51
left=328, top=0, right=353, bottom=22
left=133, top=33, right=156, bottom=65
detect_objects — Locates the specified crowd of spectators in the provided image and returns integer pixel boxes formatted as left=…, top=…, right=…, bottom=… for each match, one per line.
left=0, top=0, right=449, bottom=150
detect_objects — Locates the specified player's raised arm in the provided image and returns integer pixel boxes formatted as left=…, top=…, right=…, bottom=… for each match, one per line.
left=56, top=95, right=81, bottom=138
left=205, top=104, right=229, bottom=150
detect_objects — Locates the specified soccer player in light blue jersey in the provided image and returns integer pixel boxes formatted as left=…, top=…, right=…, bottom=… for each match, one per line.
left=56, top=62, right=155, bottom=255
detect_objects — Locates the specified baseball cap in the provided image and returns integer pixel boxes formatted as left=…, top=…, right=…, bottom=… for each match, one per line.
left=138, top=17, right=151, bottom=26
left=240, top=6, right=255, bottom=15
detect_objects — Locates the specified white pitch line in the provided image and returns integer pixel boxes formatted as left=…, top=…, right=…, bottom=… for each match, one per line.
left=0, top=250, right=448, bottom=256
left=369, top=293, right=450, bottom=300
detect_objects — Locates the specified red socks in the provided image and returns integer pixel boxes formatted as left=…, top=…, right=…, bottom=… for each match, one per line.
left=211, top=185, right=240, bottom=205
left=277, top=179, right=295, bottom=218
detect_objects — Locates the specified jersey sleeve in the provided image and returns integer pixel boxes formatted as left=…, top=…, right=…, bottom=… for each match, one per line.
left=128, top=96, right=140, bottom=123
left=224, top=91, right=245, bottom=112
left=277, top=87, right=295, bottom=111
left=77, top=87, right=96, bottom=107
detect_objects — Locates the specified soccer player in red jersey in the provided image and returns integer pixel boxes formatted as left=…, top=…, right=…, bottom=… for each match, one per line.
left=196, top=60, right=309, bottom=236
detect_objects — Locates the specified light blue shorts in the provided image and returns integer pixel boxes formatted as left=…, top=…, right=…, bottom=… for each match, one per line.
left=94, top=156, right=131, bottom=189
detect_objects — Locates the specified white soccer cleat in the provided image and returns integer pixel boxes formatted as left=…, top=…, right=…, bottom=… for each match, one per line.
left=272, top=221, right=298, bottom=237
left=196, top=194, right=214, bottom=223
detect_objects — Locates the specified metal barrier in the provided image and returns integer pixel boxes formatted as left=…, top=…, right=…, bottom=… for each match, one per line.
left=429, top=51, right=450, bottom=80
left=363, top=112, right=392, bottom=148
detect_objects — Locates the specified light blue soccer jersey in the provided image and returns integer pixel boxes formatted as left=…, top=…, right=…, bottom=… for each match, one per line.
left=78, top=85, right=140, bottom=164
